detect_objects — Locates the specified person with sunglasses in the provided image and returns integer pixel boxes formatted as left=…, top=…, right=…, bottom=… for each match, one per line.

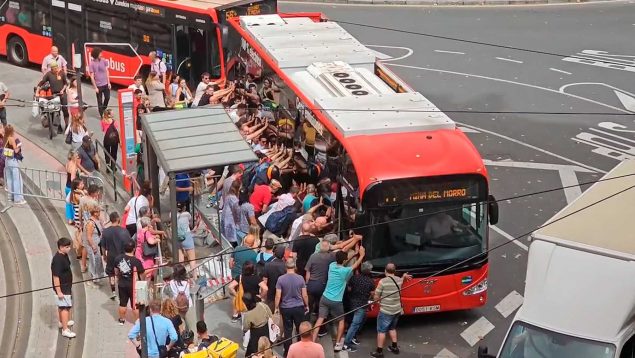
left=192, top=72, right=211, bottom=108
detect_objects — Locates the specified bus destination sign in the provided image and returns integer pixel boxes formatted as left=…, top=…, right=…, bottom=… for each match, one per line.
left=378, top=181, right=480, bottom=206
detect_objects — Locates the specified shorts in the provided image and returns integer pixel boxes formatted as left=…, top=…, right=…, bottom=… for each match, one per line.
left=55, top=294, right=73, bottom=309
left=118, top=285, right=136, bottom=309
left=377, top=311, right=400, bottom=333
left=105, top=255, right=116, bottom=276
left=179, top=231, right=195, bottom=251
left=318, top=296, right=344, bottom=321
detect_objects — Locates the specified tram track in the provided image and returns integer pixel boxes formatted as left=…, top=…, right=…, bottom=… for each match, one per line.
left=0, top=204, right=32, bottom=358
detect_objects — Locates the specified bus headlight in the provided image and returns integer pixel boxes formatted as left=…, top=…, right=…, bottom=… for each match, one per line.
left=463, top=279, right=487, bottom=296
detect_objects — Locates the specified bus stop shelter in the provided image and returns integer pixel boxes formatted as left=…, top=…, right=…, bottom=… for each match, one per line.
left=140, top=106, right=257, bottom=263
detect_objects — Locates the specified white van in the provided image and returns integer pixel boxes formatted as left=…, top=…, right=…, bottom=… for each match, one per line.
left=479, top=160, right=635, bottom=358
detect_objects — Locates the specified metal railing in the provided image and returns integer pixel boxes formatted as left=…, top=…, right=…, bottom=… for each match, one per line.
left=4, top=166, right=104, bottom=202
left=94, top=139, right=139, bottom=203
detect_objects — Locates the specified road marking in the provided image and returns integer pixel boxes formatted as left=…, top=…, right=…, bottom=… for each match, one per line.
left=495, top=57, right=523, bottom=64
left=369, top=49, right=392, bottom=60
left=483, top=160, right=590, bottom=204
left=483, top=160, right=594, bottom=173
left=460, top=317, right=495, bottom=347
left=559, top=82, right=635, bottom=111
left=366, top=45, right=414, bottom=62
left=559, top=169, right=583, bottom=204
left=562, top=50, right=635, bottom=73
left=434, top=50, right=465, bottom=55
left=573, top=122, right=635, bottom=162
left=614, top=90, right=635, bottom=112
left=435, top=348, right=459, bottom=358
left=549, top=67, right=572, bottom=75
left=389, top=63, right=632, bottom=116
left=458, top=126, right=480, bottom=133
left=491, top=225, right=529, bottom=251
left=495, top=291, right=524, bottom=318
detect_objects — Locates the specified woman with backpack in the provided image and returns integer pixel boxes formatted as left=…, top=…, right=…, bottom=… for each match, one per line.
left=169, top=264, right=193, bottom=311
left=100, top=108, right=119, bottom=172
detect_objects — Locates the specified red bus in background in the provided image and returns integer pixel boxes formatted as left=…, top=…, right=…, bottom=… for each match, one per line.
left=226, top=14, right=499, bottom=316
left=0, top=0, right=276, bottom=86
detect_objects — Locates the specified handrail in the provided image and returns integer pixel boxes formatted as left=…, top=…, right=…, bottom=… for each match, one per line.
left=94, top=139, right=139, bottom=202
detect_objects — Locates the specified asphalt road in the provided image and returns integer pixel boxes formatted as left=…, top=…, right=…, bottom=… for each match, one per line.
left=280, top=2, right=634, bottom=357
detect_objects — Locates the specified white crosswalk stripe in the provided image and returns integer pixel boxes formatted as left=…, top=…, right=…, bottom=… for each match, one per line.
left=460, top=316, right=495, bottom=347
left=495, top=290, right=525, bottom=318
left=435, top=348, right=459, bottom=358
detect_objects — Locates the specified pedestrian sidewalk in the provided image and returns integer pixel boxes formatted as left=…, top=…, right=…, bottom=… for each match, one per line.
left=13, top=131, right=139, bottom=357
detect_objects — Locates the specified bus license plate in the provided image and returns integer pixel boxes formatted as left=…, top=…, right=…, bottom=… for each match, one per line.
left=413, top=305, right=441, bottom=313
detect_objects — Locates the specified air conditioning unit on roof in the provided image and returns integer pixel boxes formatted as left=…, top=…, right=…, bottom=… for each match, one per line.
left=307, top=61, right=382, bottom=98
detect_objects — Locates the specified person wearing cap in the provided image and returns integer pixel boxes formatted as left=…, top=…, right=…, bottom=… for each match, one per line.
left=275, top=258, right=309, bottom=357
left=36, top=59, right=68, bottom=133
left=250, top=179, right=282, bottom=217
left=77, top=135, right=99, bottom=175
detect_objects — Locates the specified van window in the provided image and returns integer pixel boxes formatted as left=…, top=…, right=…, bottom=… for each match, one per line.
left=500, top=321, right=616, bottom=358
left=620, top=334, right=635, bottom=358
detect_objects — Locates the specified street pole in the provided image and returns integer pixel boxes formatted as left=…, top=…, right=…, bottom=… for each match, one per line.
left=139, top=304, right=149, bottom=358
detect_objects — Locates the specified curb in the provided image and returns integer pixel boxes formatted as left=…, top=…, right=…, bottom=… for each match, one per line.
left=284, top=0, right=612, bottom=5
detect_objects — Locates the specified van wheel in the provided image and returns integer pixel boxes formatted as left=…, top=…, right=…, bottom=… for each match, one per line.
left=7, top=36, right=28, bottom=67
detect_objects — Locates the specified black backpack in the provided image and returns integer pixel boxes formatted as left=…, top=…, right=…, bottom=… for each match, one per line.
left=265, top=206, right=297, bottom=236
left=255, top=253, right=274, bottom=279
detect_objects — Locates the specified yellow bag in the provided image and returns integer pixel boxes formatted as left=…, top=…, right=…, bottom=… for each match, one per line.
left=208, top=338, right=239, bottom=358
left=182, top=349, right=210, bottom=358
left=232, top=277, right=247, bottom=313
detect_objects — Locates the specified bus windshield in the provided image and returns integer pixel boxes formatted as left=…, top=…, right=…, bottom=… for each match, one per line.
left=499, top=321, right=616, bottom=358
left=365, top=201, right=487, bottom=270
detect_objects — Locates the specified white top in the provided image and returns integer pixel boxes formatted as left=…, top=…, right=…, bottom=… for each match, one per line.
left=125, top=195, right=149, bottom=226
left=177, top=212, right=192, bottom=235
left=192, top=81, right=208, bottom=107
left=169, top=280, right=193, bottom=307
left=128, top=84, right=146, bottom=93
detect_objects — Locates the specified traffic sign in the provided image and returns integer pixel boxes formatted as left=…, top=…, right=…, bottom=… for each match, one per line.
left=83, top=42, right=144, bottom=80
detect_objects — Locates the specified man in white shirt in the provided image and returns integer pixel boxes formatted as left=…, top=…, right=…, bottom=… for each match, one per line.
left=127, top=75, right=145, bottom=94
left=149, top=51, right=167, bottom=83
left=42, top=46, right=68, bottom=74
left=192, top=72, right=211, bottom=108
left=229, top=103, right=247, bottom=124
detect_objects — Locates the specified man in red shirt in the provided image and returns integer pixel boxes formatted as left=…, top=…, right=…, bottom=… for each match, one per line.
left=250, top=179, right=281, bottom=216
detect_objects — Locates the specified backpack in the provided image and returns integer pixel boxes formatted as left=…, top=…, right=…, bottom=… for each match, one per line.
left=240, top=162, right=259, bottom=193
left=249, top=162, right=272, bottom=191
left=175, top=282, right=189, bottom=314
left=265, top=206, right=297, bottom=237
left=255, top=253, right=274, bottom=279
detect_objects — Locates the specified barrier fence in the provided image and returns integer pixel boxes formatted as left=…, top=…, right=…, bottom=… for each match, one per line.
left=5, top=166, right=104, bottom=203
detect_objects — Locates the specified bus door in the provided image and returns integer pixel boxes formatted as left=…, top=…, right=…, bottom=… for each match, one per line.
left=51, top=0, right=68, bottom=61
left=67, top=5, right=85, bottom=71
left=173, top=25, right=213, bottom=86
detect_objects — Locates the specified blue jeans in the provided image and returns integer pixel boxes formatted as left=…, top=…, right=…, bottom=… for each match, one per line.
left=377, top=311, right=400, bottom=334
left=344, top=307, right=366, bottom=345
left=5, top=158, right=24, bottom=202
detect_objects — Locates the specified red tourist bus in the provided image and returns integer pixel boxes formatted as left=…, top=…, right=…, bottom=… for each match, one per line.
left=0, top=0, right=276, bottom=85
left=226, top=14, right=499, bottom=315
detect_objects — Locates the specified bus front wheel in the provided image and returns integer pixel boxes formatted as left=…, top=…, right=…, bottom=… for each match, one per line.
left=7, top=36, right=28, bottom=67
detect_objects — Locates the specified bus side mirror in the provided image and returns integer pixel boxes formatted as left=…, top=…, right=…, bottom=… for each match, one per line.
left=488, top=195, right=499, bottom=225
left=478, top=346, right=496, bottom=358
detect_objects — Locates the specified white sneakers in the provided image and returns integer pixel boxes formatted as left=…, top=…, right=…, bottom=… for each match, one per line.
left=61, top=329, right=76, bottom=338
left=59, top=321, right=76, bottom=338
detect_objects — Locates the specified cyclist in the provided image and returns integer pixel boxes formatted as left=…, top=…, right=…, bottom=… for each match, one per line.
left=36, top=61, right=68, bottom=133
